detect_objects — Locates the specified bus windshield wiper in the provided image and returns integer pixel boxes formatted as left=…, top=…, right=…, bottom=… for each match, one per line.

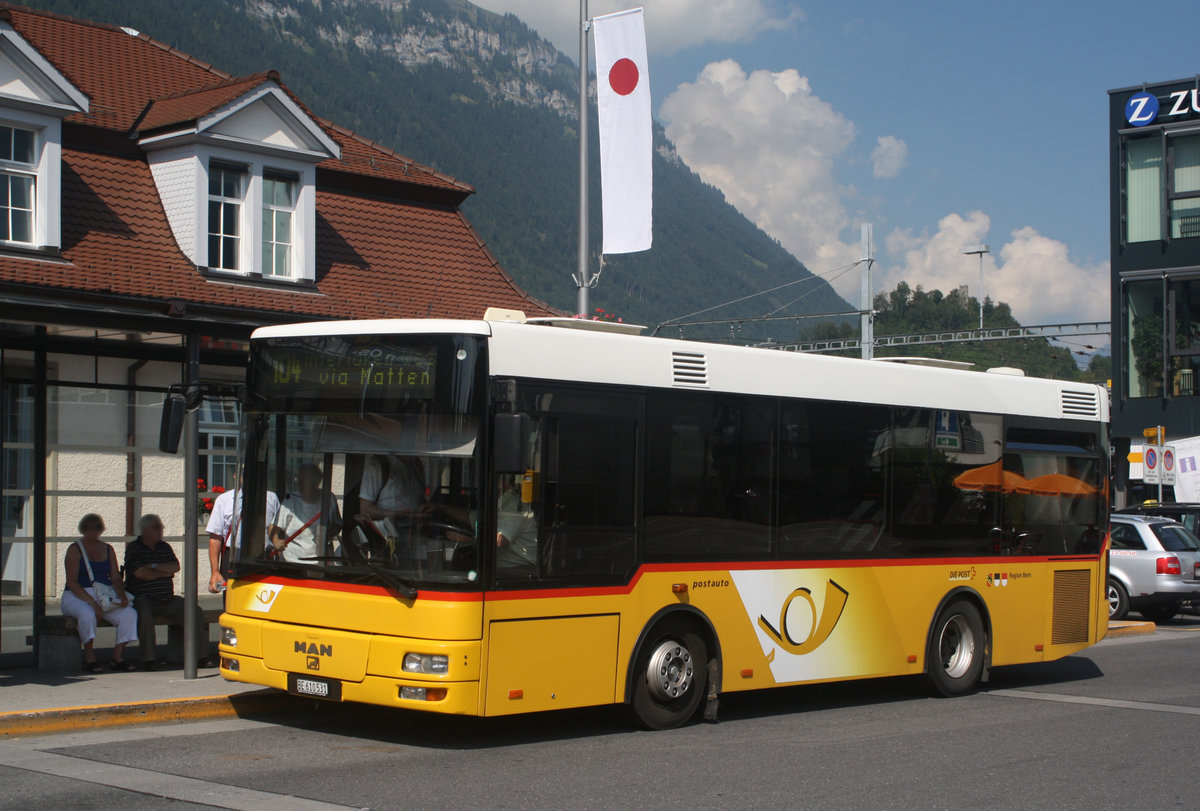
left=343, top=558, right=418, bottom=600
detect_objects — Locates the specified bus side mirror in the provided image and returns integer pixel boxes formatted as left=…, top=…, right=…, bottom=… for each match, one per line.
left=493, top=413, right=529, bottom=473
left=159, top=396, right=186, bottom=454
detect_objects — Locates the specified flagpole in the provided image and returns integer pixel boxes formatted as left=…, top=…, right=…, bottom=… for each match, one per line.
left=575, top=0, right=590, bottom=317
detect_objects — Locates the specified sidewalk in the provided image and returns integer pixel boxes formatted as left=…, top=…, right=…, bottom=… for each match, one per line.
left=0, top=663, right=295, bottom=737
left=1106, top=619, right=1157, bottom=638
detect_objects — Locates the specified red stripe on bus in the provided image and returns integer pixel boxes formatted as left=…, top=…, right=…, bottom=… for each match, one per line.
left=236, top=553, right=1101, bottom=602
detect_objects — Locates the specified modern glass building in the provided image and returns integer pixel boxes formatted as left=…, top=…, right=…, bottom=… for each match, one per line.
left=1109, top=78, right=1200, bottom=504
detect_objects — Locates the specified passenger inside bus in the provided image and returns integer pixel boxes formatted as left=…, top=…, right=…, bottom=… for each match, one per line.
left=496, top=473, right=537, bottom=571
left=270, top=463, right=342, bottom=563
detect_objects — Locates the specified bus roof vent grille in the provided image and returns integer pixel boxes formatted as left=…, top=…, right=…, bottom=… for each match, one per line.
left=1060, top=388, right=1099, bottom=418
left=672, top=351, right=709, bottom=388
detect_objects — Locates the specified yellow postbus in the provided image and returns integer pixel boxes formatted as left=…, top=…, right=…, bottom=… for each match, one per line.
left=215, top=311, right=1109, bottom=728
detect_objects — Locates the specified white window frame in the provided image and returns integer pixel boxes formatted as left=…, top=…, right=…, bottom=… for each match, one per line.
left=207, top=163, right=245, bottom=271
left=200, top=148, right=315, bottom=281
left=0, top=111, right=59, bottom=249
left=261, top=172, right=296, bottom=278
left=200, top=400, right=241, bottom=492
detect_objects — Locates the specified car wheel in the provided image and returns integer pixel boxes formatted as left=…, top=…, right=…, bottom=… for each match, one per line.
left=628, top=618, right=708, bottom=730
left=1106, top=578, right=1129, bottom=621
left=1139, top=602, right=1181, bottom=624
left=927, top=599, right=986, bottom=697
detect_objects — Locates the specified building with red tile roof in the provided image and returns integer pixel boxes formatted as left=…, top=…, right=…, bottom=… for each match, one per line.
left=0, top=4, right=555, bottom=668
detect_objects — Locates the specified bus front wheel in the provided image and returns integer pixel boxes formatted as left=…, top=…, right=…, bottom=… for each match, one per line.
left=927, top=599, right=985, bottom=697
left=629, top=619, right=708, bottom=730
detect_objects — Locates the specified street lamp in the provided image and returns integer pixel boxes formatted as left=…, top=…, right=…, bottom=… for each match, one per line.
left=963, top=244, right=990, bottom=330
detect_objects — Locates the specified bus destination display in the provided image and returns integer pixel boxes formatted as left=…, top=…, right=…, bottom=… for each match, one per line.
left=258, top=338, right=436, bottom=401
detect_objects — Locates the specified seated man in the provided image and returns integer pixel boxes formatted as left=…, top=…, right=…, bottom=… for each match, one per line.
left=125, top=514, right=211, bottom=669
left=496, top=474, right=538, bottom=570
left=271, top=463, right=343, bottom=563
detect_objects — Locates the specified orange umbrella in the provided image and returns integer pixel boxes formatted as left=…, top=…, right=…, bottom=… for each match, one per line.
left=952, top=460, right=1033, bottom=494
left=1024, top=472, right=1098, bottom=497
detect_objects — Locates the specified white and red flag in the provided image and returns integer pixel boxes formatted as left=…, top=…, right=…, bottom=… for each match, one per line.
left=592, top=7, right=651, bottom=254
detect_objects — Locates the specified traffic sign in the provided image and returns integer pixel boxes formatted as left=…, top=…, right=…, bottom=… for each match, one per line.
left=1127, top=451, right=1143, bottom=464
left=1144, top=446, right=1160, bottom=484
left=1162, top=445, right=1177, bottom=486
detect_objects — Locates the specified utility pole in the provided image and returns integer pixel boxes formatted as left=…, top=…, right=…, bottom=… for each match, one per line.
left=575, top=0, right=591, bottom=316
left=964, top=244, right=990, bottom=331
left=861, top=223, right=874, bottom=360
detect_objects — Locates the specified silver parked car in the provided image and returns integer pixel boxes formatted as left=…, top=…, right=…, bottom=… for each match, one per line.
left=1108, top=514, right=1200, bottom=623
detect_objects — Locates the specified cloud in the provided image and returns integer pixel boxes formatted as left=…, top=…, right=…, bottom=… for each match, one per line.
left=471, top=1, right=798, bottom=56
left=660, top=59, right=1107, bottom=325
left=881, top=212, right=1109, bottom=325
left=661, top=59, right=860, bottom=294
left=871, top=135, right=907, bottom=178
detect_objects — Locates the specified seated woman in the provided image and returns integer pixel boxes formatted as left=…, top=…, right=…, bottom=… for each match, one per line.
left=61, top=513, right=139, bottom=672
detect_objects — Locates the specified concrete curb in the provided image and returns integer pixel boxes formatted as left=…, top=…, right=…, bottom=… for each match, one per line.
left=0, top=689, right=295, bottom=738
left=1106, top=620, right=1156, bottom=638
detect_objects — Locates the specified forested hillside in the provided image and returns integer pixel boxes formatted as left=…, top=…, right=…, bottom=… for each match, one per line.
left=38, top=0, right=850, bottom=337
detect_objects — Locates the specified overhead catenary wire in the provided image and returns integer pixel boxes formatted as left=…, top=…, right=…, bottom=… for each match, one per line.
left=654, top=259, right=865, bottom=333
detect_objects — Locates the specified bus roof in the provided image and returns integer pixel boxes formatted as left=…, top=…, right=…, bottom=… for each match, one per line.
left=250, top=317, right=1107, bottom=423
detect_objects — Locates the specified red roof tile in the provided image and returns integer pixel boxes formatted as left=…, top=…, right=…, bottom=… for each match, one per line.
left=133, top=72, right=280, bottom=134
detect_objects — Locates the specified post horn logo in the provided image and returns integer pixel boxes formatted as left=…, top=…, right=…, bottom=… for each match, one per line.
left=757, top=580, right=849, bottom=655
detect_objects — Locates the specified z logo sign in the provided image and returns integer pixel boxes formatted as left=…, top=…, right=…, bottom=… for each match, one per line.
left=757, top=580, right=849, bottom=655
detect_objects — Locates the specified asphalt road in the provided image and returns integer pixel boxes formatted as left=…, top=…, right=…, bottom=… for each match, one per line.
left=5, top=619, right=1200, bottom=810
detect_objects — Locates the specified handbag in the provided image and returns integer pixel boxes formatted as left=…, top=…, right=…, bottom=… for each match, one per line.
left=75, top=540, right=125, bottom=612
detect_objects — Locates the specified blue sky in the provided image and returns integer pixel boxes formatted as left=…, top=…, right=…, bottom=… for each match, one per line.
left=474, top=1, right=1200, bottom=342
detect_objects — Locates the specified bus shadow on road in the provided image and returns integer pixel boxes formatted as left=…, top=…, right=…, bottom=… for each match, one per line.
left=257, top=696, right=632, bottom=750
left=980, top=655, right=1105, bottom=690
left=705, top=656, right=1105, bottom=723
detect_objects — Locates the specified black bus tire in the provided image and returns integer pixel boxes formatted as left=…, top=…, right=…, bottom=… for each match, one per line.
left=927, top=599, right=986, bottom=697
left=628, top=619, right=708, bottom=730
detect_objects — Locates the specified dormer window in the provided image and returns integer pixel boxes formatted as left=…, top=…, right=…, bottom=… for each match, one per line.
left=198, top=160, right=305, bottom=278
left=0, top=124, right=35, bottom=244
left=136, top=74, right=340, bottom=284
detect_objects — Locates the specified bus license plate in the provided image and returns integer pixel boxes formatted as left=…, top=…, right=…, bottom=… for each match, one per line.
left=288, top=673, right=342, bottom=701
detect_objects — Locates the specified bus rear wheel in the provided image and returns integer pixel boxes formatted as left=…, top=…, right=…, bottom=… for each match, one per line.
left=927, top=599, right=985, bottom=697
left=629, top=619, right=708, bottom=730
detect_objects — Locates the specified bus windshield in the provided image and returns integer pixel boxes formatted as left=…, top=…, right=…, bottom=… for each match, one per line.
left=230, top=333, right=486, bottom=591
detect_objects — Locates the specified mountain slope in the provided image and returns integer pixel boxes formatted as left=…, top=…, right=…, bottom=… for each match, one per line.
left=36, top=0, right=851, bottom=336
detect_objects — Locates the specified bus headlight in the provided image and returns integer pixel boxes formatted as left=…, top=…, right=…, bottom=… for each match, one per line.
left=220, top=626, right=238, bottom=647
left=403, top=653, right=448, bottom=674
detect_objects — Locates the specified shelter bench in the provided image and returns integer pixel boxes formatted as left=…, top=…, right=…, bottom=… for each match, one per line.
left=33, top=608, right=222, bottom=672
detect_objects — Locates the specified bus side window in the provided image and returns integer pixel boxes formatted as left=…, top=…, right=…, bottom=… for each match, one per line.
left=496, top=396, right=638, bottom=584
left=643, top=393, right=772, bottom=561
